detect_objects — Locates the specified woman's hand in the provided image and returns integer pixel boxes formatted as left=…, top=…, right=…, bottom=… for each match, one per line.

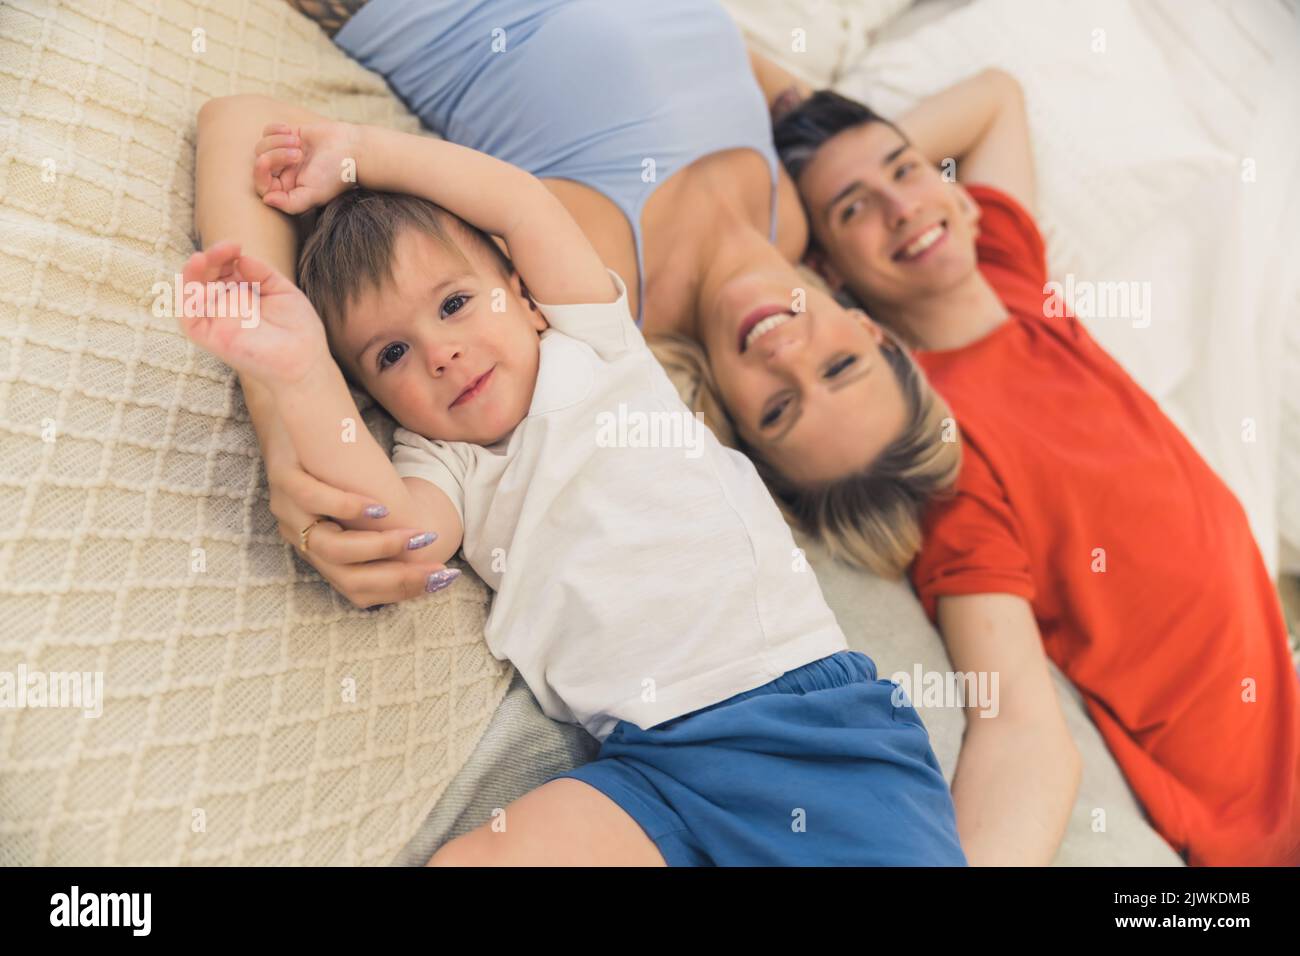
left=266, top=454, right=455, bottom=610
left=254, top=120, right=363, bottom=215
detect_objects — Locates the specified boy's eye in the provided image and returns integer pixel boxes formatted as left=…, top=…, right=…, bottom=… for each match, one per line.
left=840, top=199, right=863, bottom=224
left=895, top=161, right=916, bottom=180
left=377, top=342, right=407, bottom=371
left=441, top=294, right=468, bottom=317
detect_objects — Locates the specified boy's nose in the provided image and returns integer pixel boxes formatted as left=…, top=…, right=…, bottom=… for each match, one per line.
left=428, top=345, right=463, bottom=376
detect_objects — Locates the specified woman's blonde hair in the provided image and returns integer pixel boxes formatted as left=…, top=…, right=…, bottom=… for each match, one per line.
left=650, top=318, right=961, bottom=579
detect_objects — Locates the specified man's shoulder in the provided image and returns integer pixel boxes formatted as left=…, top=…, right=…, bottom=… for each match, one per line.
left=968, top=182, right=1047, bottom=287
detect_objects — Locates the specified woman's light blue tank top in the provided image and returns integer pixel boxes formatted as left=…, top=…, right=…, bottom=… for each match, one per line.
left=334, top=0, right=780, bottom=326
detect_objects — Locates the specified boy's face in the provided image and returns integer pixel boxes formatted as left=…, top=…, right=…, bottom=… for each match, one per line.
left=700, top=266, right=909, bottom=486
left=795, top=122, right=979, bottom=318
left=334, top=228, right=547, bottom=445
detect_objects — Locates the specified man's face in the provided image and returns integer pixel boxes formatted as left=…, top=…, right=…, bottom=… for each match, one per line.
left=701, top=265, right=910, bottom=487
left=797, top=122, right=979, bottom=314
left=334, top=228, right=547, bottom=445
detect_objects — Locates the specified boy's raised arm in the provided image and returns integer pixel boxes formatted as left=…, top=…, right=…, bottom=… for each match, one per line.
left=177, top=241, right=464, bottom=572
left=271, top=357, right=464, bottom=569
left=356, top=126, right=619, bottom=306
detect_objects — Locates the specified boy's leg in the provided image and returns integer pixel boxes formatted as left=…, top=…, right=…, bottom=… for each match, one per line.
left=427, top=778, right=668, bottom=866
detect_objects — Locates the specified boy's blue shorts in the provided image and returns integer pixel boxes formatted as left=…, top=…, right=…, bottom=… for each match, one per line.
left=547, top=650, right=967, bottom=866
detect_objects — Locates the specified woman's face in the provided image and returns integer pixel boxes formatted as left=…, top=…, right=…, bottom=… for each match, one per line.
left=700, top=266, right=910, bottom=486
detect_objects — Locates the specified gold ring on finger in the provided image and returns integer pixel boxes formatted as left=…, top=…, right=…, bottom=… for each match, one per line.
left=299, top=517, right=325, bottom=553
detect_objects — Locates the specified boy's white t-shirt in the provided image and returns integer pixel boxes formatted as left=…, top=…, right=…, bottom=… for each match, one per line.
left=391, top=268, right=848, bottom=742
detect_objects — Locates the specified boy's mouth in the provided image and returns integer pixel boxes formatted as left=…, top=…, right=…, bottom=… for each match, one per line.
left=892, top=220, right=948, bottom=263
left=450, top=365, right=495, bottom=408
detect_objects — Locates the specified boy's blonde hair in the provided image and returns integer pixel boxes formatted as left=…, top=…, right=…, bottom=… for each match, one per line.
left=650, top=275, right=961, bottom=578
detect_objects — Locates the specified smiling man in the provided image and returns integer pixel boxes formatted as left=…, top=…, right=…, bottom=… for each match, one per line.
left=764, top=64, right=1300, bottom=868
left=777, top=71, right=1030, bottom=352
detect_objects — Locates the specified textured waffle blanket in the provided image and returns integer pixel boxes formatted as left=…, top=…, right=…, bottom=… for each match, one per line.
left=0, top=0, right=511, bottom=865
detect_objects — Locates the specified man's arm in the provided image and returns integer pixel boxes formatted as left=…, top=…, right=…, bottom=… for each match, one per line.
left=937, top=592, right=1081, bottom=865
left=355, top=126, right=616, bottom=306
left=895, top=68, right=1036, bottom=214
left=747, top=47, right=813, bottom=122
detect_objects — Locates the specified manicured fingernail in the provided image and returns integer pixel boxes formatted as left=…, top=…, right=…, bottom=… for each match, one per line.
left=406, top=531, right=438, bottom=550
left=425, top=568, right=461, bottom=593
left=364, top=504, right=388, bottom=518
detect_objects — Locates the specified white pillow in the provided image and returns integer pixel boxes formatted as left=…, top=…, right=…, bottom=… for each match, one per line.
left=720, top=0, right=915, bottom=87
left=837, top=0, right=1227, bottom=343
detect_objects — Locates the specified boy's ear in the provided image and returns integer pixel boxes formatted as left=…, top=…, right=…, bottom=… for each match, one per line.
left=514, top=271, right=549, bottom=330
left=515, top=272, right=531, bottom=306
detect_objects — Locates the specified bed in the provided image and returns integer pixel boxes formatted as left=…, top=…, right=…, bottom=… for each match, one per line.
left=408, top=0, right=1298, bottom=866
left=6, top=0, right=1290, bottom=866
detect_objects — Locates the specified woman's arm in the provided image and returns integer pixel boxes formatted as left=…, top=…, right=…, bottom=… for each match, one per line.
left=937, top=592, right=1082, bottom=866
left=894, top=68, right=1036, bottom=214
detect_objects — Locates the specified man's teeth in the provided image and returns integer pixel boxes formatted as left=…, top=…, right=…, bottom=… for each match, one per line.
left=744, top=312, right=795, bottom=351
left=901, top=224, right=945, bottom=259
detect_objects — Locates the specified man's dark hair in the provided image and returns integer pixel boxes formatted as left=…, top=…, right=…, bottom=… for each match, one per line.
left=773, top=90, right=910, bottom=183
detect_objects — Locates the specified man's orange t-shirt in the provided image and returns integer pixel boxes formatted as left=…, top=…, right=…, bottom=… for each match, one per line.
left=909, top=184, right=1300, bottom=866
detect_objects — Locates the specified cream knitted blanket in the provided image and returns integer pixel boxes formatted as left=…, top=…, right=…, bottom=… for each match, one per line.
left=0, top=0, right=511, bottom=865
